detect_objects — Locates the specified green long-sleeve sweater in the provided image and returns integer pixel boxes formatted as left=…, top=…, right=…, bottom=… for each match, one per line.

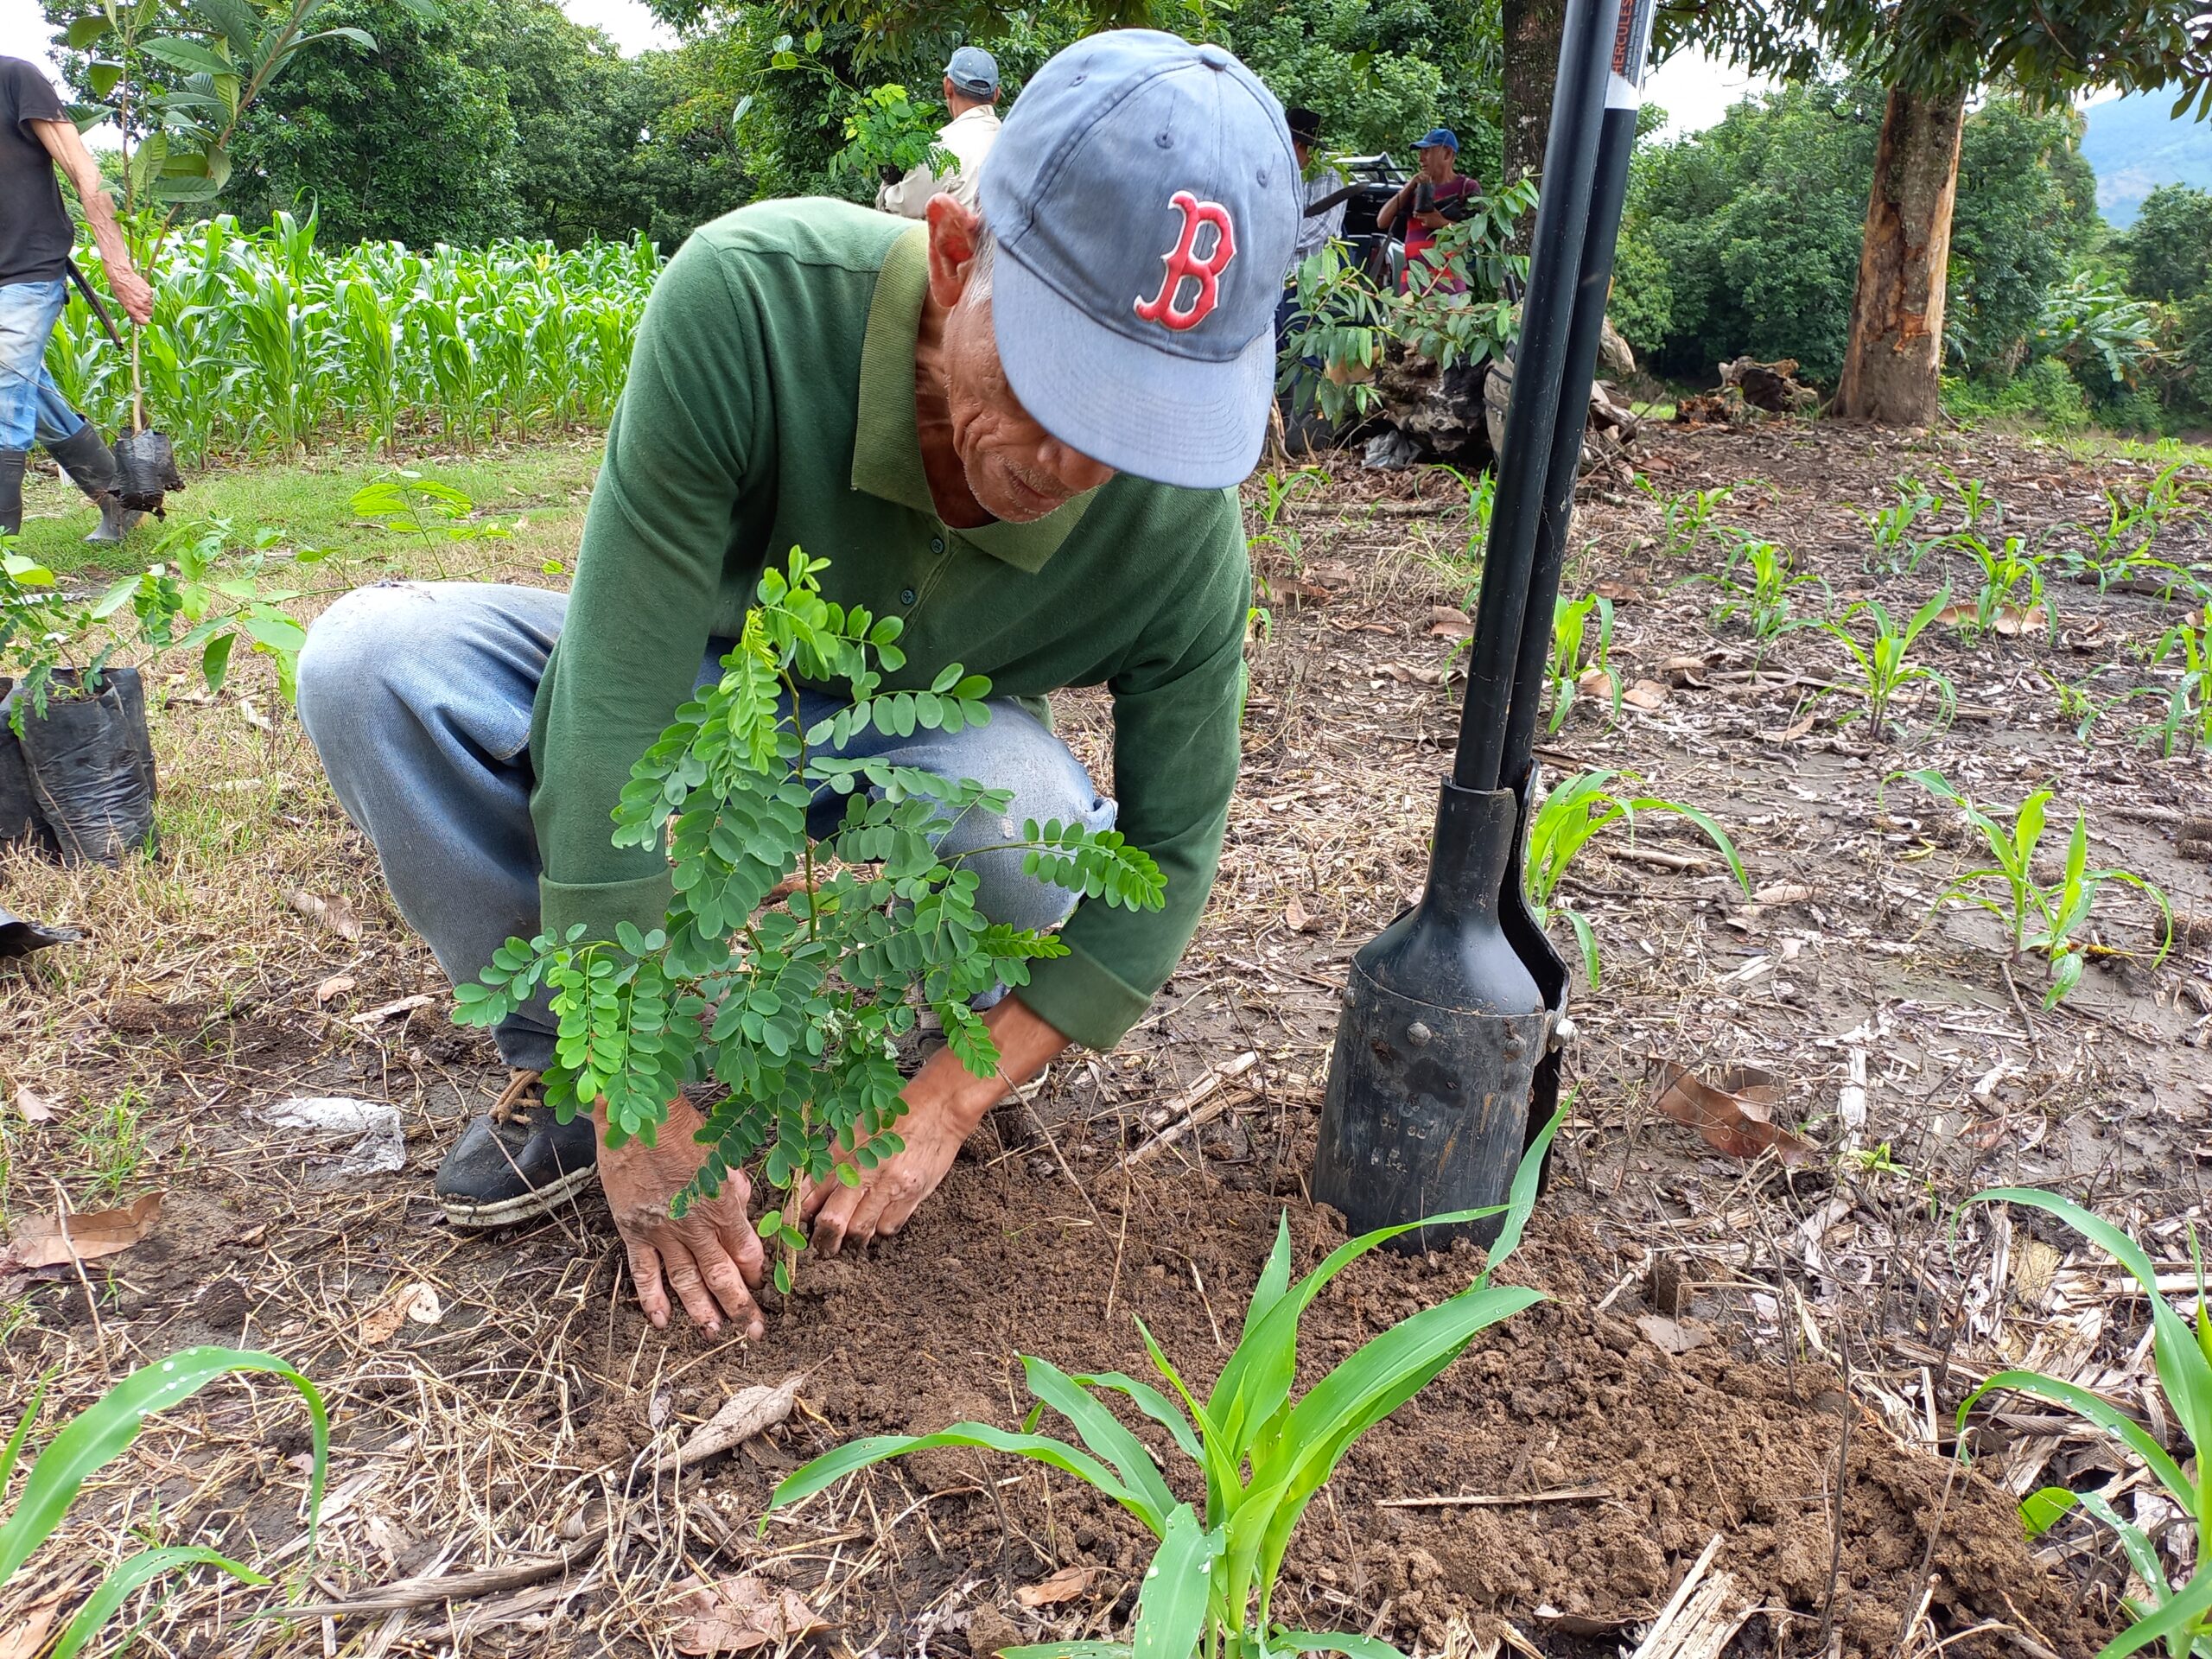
left=529, top=199, right=1249, bottom=1052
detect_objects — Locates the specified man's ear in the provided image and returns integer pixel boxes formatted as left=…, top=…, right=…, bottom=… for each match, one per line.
left=925, top=195, right=983, bottom=308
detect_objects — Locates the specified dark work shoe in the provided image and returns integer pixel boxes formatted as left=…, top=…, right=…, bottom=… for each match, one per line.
left=435, top=1070, right=599, bottom=1228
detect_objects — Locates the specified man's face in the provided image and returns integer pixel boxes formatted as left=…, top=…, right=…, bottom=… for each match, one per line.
left=941, top=280, right=1115, bottom=523
left=1420, top=144, right=1454, bottom=182
left=1294, top=137, right=1313, bottom=170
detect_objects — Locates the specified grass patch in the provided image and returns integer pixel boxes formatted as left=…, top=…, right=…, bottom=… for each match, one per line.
left=12, top=436, right=605, bottom=581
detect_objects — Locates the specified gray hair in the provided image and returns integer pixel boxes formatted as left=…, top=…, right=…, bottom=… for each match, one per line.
left=963, top=226, right=995, bottom=305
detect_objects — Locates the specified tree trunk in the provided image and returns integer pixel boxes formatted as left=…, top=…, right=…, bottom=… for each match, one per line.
left=1833, top=85, right=1967, bottom=426
left=1501, top=0, right=1567, bottom=251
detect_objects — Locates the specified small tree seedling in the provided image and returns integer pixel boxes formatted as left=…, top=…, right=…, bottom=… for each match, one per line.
left=455, top=552, right=1165, bottom=1293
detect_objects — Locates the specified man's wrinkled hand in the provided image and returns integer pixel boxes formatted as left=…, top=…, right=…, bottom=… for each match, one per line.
left=598, top=1094, right=765, bottom=1338
left=799, top=1092, right=979, bottom=1254
left=111, top=267, right=154, bottom=327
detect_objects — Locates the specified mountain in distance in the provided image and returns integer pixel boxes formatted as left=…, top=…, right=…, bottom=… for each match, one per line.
left=2081, top=92, right=2212, bottom=226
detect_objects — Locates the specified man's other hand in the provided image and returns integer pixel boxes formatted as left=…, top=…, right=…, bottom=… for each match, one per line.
left=111, top=267, right=154, bottom=327
left=801, top=994, right=1070, bottom=1253
left=598, top=1093, right=765, bottom=1338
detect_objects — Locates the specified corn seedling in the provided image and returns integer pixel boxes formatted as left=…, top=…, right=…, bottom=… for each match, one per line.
left=2041, top=668, right=2108, bottom=745
left=768, top=1109, right=1566, bottom=1659
left=1245, top=469, right=1329, bottom=569
left=1859, top=477, right=1942, bottom=576
left=1944, top=531, right=2051, bottom=641
left=1809, top=591, right=1957, bottom=741
left=1894, top=770, right=2171, bottom=1007
left=2132, top=615, right=2212, bottom=757
left=1523, top=768, right=1750, bottom=988
left=0, top=1348, right=327, bottom=1659
left=1955, top=1189, right=2211, bottom=1659
left=1934, top=465, right=2002, bottom=531
left=1546, top=592, right=1617, bottom=732
left=1634, top=477, right=1734, bottom=562
left=1685, top=532, right=1827, bottom=657
left=456, top=553, right=1163, bottom=1293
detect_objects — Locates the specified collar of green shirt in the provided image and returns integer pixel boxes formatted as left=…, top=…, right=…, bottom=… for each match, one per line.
left=849, top=225, right=1097, bottom=575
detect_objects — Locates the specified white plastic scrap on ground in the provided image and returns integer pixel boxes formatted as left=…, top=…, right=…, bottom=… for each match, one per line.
left=259, top=1096, right=406, bottom=1183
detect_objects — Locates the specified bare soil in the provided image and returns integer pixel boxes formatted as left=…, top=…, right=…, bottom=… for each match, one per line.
left=3, top=417, right=2209, bottom=1658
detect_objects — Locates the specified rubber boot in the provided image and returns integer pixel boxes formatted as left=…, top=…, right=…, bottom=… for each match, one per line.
left=0, top=449, right=25, bottom=538
left=46, top=424, right=139, bottom=544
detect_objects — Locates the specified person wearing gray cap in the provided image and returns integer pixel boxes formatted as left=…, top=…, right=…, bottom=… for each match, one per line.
left=877, top=45, right=1003, bottom=219
left=295, top=29, right=1297, bottom=1337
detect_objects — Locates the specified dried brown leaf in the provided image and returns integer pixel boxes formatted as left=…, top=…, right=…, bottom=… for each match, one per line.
left=315, top=973, right=358, bottom=1003
left=1382, top=663, right=1446, bottom=685
left=1284, top=893, right=1314, bottom=934
left=349, top=994, right=435, bottom=1027
left=1650, top=1061, right=1810, bottom=1165
left=1752, top=883, right=1815, bottom=907
left=1016, top=1566, right=1097, bottom=1608
left=1576, top=667, right=1616, bottom=702
left=1621, top=678, right=1669, bottom=711
left=359, top=1281, right=442, bottom=1344
left=287, top=888, right=362, bottom=943
left=672, top=1375, right=804, bottom=1468
left=1634, top=1314, right=1712, bottom=1355
left=12, top=1084, right=54, bottom=1123
left=672, top=1575, right=829, bottom=1655
left=1427, top=607, right=1474, bottom=640
left=0, top=1593, right=69, bottom=1659
left=3, top=1191, right=162, bottom=1270
left=1273, top=576, right=1332, bottom=607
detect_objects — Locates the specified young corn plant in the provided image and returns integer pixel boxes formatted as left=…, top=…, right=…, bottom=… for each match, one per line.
left=1934, top=465, right=2002, bottom=531
left=1895, top=770, right=2171, bottom=1008
left=2131, top=615, right=2212, bottom=757
left=1810, top=590, right=1958, bottom=741
left=1859, top=477, right=1942, bottom=576
left=1686, top=532, right=1827, bottom=658
left=1, top=1348, right=327, bottom=1659
left=454, top=553, right=1163, bottom=1293
left=1245, top=469, right=1329, bottom=569
left=1945, top=531, right=2051, bottom=641
left=1955, top=1190, right=2212, bottom=1659
left=1523, top=768, right=1750, bottom=988
left=1546, top=592, right=1617, bottom=732
left=767, top=1109, right=1567, bottom=1659
left=1634, top=477, right=1734, bottom=563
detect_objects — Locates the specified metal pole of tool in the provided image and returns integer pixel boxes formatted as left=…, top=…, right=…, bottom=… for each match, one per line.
left=1312, top=0, right=1655, bottom=1249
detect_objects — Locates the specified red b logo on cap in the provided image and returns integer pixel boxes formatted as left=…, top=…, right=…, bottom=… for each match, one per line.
left=1135, top=191, right=1237, bottom=331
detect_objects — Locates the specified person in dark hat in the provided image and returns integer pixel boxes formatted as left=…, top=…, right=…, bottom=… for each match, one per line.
left=1286, top=107, right=1346, bottom=269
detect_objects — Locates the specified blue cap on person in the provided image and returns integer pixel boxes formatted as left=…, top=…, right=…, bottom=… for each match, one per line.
left=979, top=30, right=1299, bottom=491
left=946, top=45, right=999, bottom=98
left=1417, top=127, right=1459, bottom=151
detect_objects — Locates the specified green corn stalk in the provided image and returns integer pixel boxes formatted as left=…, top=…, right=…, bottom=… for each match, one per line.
left=1522, top=768, right=1750, bottom=988
left=768, top=1111, right=1569, bottom=1659
left=1547, top=592, right=1617, bottom=732
left=1893, top=770, right=2171, bottom=1007
left=1810, top=590, right=1957, bottom=741
left=0, top=1348, right=327, bottom=1659
left=1955, top=1191, right=2212, bottom=1659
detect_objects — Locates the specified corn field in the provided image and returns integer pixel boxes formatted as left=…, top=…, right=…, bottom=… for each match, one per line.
left=44, top=210, right=663, bottom=466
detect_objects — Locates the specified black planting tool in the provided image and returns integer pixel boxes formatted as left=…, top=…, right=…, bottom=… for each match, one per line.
left=1313, top=0, right=1655, bottom=1250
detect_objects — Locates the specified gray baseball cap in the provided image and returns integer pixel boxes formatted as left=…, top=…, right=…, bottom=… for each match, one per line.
left=979, top=30, right=1298, bottom=491
left=945, top=45, right=999, bottom=97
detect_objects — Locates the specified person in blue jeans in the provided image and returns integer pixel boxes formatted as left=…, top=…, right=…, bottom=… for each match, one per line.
left=0, top=55, right=155, bottom=543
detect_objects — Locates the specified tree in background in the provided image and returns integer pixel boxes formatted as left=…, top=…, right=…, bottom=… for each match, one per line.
left=1662, top=0, right=2210, bottom=425
left=2119, top=183, right=2212, bottom=306
left=1615, top=80, right=2100, bottom=388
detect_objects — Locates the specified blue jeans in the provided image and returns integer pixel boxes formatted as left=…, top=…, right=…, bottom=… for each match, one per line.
left=296, top=582, right=1116, bottom=1071
left=0, top=279, right=88, bottom=451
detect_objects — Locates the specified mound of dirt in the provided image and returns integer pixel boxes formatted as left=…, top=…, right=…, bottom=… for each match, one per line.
left=652, top=1133, right=2103, bottom=1659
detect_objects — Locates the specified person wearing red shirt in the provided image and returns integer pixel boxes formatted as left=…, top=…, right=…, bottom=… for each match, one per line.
left=1376, top=128, right=1479, bottom=292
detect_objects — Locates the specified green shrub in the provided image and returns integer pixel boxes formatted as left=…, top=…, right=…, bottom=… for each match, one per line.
left=1942, top=359, right=2090, bottom=429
